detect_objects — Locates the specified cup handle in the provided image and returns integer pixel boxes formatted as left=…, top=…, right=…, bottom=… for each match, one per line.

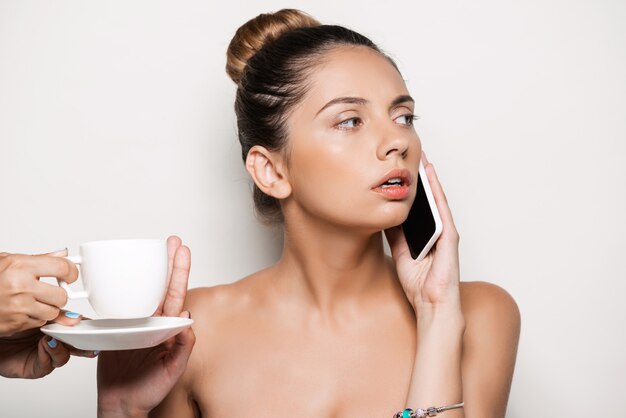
left=60, top=255, right=88, bottom=299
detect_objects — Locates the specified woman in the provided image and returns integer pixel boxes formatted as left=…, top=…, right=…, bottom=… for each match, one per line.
left=98, top=9, right=520, bottom=418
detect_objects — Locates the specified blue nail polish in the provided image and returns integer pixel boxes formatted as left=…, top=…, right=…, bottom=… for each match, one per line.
left=64, top=311, right=81, bottom=319
left=47, top=338, right=58, bottom=349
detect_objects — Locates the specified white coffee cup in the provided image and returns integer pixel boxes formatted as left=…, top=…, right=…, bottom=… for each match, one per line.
left=60, top=239, right=168, bottom=319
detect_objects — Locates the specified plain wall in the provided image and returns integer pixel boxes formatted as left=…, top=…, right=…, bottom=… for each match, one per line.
left=1, top=0, right=625, bottom=417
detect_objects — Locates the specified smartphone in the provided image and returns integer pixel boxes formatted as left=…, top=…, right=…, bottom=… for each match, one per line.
left=401, top=161, right=443, bottom=261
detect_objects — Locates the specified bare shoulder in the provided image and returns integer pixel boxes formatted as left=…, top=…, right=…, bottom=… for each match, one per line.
left=181, top=272, right=269, bottom=379
left=185, top=268, right=269, bottom=315
left=460, top=280, right=521, bottom=330
left=184, top=274, right=262, bottom=337
left=185, top=282, right=248, bottom=318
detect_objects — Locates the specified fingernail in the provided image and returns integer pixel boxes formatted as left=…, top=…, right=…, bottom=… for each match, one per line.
left=64, top=311, right=81, bottom=319
left=93, top=350, right=100, bottom=356
left=47, top=338, right=58, bottom=349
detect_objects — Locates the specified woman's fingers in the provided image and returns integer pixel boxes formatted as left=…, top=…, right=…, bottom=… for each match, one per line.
left=172, top=327, right=195, bottom=361
left=33, top=336, right=71, bottom=377
left=419, top=155, right=461, bottom=290
left=155, top=236, right=182, bottom=316
left=37, top=250, right=80, bottom=290
left=43, top=337, right=70, bottom=368
left=68, top=346, right=99, bottom=358
left=0, top=254, right=78, bottom=283
left=32, top=255, right=79, bottom=284
left=27, top=300, right=61, bottom=322
left=33, top=337, right=54, bottom=377
left=162, top=246, right=191, bottom=318
left=1, top=282, right=77, bottom=334
left=51, top=310, right=83, bottom=326
left=421, top=157, right=459, bottom=243
left=166, top=236, right=182, bottom=283
left=31, top=280, right=68, bottom=308
left=168, top=311, right=195, bottom=374
left=384, top=226, right=411, bottom=263
left=18, top=316, right=47, bottom=332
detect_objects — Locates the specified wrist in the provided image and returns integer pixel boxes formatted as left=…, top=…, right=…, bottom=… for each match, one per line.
left=415, top=304, right=465, bottom=333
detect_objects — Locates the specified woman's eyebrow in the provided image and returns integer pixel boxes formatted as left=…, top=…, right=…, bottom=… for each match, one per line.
left=390, top=95, right=415, bottom=108
left=315, top=94, right=415, bottom=117
left=316, top=97, right=369, bottom=116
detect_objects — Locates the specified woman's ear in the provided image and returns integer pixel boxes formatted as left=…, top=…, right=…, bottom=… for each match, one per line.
left=245, top=145, right=292, bottom=199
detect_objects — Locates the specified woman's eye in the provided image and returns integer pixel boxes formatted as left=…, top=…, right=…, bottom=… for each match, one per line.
left=336, top=117, right=362, bottom=130
left=395, top=114, right=419, bottom=126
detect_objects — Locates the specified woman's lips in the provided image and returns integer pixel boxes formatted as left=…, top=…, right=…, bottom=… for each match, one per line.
left=371, top=184, right=410, bottom=200
left=371, top=168, right=412, bottom=200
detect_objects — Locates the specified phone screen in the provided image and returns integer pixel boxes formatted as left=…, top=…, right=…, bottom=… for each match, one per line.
left=402, top=172, right=437, bottom=260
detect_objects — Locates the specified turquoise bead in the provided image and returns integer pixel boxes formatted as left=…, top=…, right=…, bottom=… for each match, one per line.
left=402, top=408, right=412, bottom=418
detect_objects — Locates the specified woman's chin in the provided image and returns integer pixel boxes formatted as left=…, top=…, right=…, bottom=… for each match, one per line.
left=300, top=203, right=410, bottom=232
left=362, top=210, right=409, bottom=232
left=379, top=206, right=410, bottom=227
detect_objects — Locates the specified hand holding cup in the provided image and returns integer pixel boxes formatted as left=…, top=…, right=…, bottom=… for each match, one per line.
left=0, top=249, right=83, bottom=336
left=97, top=235, right=196, bottom=417
left=0, top=248, right=94, bottom=379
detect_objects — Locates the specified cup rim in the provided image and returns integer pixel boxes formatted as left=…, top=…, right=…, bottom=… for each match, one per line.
left=80, top=238, right=166, bottom=248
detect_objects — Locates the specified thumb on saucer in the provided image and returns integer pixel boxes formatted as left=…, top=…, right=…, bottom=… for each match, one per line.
left=32, top=337, right=55, bottom=377
left=51, top=310, right=84, bottom=326
left=169, top=311, right=195, bottom=369
left=38, top=336, right=70, bottom=373
left=173, top=310, right=194, bottom=354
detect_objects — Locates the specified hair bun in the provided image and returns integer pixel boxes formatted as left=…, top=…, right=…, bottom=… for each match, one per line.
left=226, top=9, right=320, bottom=85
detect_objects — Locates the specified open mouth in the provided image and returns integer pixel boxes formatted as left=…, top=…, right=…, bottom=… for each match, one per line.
left=372, top=168, right=412, bottom=189
left=378, top=177, right=407, bottom=188
left=371, top=168, right=411, bottom=200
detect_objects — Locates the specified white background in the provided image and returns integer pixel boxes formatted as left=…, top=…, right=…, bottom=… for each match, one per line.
left=1, top=1, right=625, bottom=417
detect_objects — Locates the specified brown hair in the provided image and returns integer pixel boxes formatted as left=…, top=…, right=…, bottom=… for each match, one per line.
left=226, top=9, right=394, bottom=224
left=226, top=9, right=320, bottom=85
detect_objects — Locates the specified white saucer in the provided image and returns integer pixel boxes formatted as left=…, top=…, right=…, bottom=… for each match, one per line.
left=40, top=317, right=193, bottom=351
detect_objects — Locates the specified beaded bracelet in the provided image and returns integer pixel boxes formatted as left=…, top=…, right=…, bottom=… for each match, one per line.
left=393, top=402, right=464, bottom=418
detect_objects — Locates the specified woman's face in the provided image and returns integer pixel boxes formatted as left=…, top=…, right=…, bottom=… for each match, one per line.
left=283, top=45, right=421, bottom=231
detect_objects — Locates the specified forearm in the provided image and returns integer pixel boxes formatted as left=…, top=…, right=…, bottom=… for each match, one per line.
left=405, top=307, right=465, bottom=417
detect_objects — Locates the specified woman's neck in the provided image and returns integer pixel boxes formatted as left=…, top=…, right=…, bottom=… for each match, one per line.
left=272, top=210, right=402, bottom=316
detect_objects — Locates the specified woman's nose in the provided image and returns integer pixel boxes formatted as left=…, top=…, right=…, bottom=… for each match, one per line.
left=376, top=124, right=409, bottom=160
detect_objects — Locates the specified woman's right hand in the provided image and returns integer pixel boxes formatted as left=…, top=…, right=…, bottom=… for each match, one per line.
left=0, top=249, right=83, bottom=337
